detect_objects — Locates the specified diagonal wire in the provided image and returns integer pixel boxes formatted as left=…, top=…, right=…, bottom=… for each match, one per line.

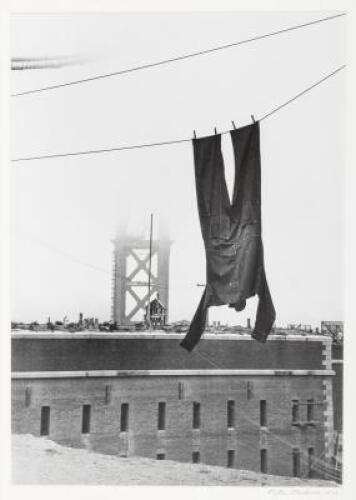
left=19, top=231, right=198, bottom=290
left=11, top=137, right=192, bottom=163
left=21, top=232, right=168, bottom=287
left=190, top=346, right=339, bottom=479
left=11, top=12, right=345, bottom=97
left=11, top=64, right=346, bottom=163
left=259, top=64, right=346, bottom=121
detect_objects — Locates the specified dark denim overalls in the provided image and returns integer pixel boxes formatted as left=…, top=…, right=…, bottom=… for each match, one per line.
left=181, top=122, right=275, bottom=352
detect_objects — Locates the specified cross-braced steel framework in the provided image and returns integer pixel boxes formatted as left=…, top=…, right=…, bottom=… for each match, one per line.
left=112, top=234, right=171, bottom=326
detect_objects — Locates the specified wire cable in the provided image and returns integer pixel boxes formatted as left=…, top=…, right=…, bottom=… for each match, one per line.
left=11, top=12, right=345, bottom=97
left=21, top=232, right=197, bottom=291
left=189, top=348, right=339, bottom=479
left=12, top=137, right=191, bottom=163
left=12, top=64, right=346, bottom=163
left=22, top=233, right=170, bottom=288
left=259, top=64, right=346, bottom=122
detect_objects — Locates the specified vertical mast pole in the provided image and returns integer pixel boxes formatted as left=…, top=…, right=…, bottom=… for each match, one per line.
left=147, top=213, right=153, bottom=330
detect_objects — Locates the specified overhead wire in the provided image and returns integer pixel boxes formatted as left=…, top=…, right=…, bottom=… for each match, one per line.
left=11, top=64, right=346, bottom=163
left=20, top=232, right=200, bottom=291
left=23, top=383, right=338, bottom=479
left=192, top=347, right=340, bottom=479
left=11, top=16, right=342, bottom=477
left=259, top=64, right=346, bottom=122
left=11, top=12, right=345, bottom=97
left=22, top=233, right=168, bottom=288
left=16, top=243, right=340, bottom=475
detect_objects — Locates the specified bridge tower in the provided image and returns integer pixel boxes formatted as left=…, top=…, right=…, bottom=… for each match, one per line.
left=112, top=222, right=171, bottom=326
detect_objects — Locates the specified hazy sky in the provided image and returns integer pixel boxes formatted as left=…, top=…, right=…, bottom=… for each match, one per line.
left=10, top=11, right=345, bottom=327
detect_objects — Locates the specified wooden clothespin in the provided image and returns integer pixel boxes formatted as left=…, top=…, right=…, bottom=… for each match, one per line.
left=251, top=114, right=256, bottom=123
left=231, top=121, right=237, bottom=130
left=193, top=130, right=197, bottom=139
left=214, top=127, right=218, bottom=135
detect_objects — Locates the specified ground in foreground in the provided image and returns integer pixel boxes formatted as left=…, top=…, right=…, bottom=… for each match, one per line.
left=12, top=434, right=337, bottom=486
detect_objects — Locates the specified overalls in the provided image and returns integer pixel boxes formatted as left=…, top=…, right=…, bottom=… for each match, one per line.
left=180, top=122, right=275, bottom=352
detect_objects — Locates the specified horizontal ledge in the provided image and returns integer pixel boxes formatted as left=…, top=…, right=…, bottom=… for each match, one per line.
left=11, top=369, right=335, bottom=379
left=291, top=421, right=319, bottom=426
left=331, top=359, right=343, bottom=364
left=11, top=331, right=332, bottom=343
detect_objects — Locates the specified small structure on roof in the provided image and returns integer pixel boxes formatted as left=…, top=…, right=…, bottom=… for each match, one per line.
left=145, top=294, right=167, bottom=329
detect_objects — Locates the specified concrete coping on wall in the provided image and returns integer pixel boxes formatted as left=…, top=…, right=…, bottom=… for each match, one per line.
left=10, top=330, right=332, bottom=343
left=12, top=369, right=335, bottom=379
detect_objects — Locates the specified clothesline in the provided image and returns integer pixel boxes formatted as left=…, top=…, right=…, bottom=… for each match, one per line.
left=12, top=64, right=346, bottom=163
left=11, top=12, right=345, bottom=97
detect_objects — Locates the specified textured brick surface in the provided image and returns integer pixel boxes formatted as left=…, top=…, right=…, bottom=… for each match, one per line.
left=331, top=344, right=343, bottom=433
left=12, top=336, right=324, bottom=372
left=332, top=344, right=343, bottom=360
left=322, top=378, right=334, bottom=460
left=12, top=374, right=328, bottom=478
left=332, top=363, right=342, bottom=432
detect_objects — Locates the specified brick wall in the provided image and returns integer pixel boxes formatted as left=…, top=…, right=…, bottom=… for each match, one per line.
left=12, top=373, right=328, bottom=478
left=11, top=334, right=334, bottom=479
left=331, top=342, right=343, bottom=433
left=12, top=334, right=324, bottom=372
left=331, top=363, right=342, bottom=432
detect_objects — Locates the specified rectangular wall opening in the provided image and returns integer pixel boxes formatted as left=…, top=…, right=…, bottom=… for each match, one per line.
left=247, top=381, right=253, bottom=400
left=307, top=399, right=314, bottom=421
left=158, top=402, right=166, bottom=431
left=260, top=400, right=267, bottom=427
left=227, top=450, right=235, bottom=468
left=292, top=400, right=299, bottom=423
left=260, top=449, right=267, bottom=474
left=192, top=451, right=200, bottom=464
left=120, top=403, right=129, bottom=432
left=105, top=385, right=111, bottom=404
left=227, top=400, right=235, bottom=428
left=308, top=447, right=315, bottom=478
left=156, top=453, right=165, bottom=460
left=292, top=448, right=301, bottom=477
left=193, top=402, right=201, bottom=429
left=178, top=382, right=185, bottom=400
left=25, top=387, right=31, bottom=408
left=82, top=404, right=91, bottom=434
left=40, top=406, right=50, bottom=436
